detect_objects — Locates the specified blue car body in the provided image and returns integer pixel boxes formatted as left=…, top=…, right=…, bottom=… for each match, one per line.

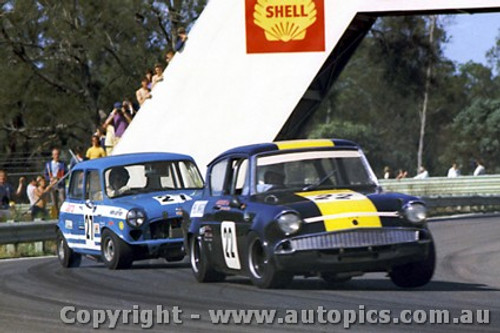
left=56, top=152, right=204, bottom=268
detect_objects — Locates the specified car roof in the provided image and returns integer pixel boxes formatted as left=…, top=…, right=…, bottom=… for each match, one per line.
left=209, top=139, right=359, bottom=166
left=72, top=152, right=195, bottom=171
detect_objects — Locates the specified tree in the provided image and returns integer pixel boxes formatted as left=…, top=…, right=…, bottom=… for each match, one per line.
left=0, top=0, right=206, bottom=162
left=450, top=98, right=500, bottom=174
left=306, top=16, right=455, bottom=177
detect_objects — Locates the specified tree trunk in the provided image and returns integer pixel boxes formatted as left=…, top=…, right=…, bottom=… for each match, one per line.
left=417, top=16, right=436, bottom=171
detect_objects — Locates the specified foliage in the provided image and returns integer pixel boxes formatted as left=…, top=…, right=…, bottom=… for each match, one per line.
left=450, top=98, right=500, bottom=174
left=0, top=0, right=206, bottom=156
left=307, top=16, right=500, bottom=178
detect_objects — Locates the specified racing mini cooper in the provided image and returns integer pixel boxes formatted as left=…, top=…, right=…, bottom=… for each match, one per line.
left=56, top=152, right=204, bottom=269
left=182, top=139, right=435, bottom=288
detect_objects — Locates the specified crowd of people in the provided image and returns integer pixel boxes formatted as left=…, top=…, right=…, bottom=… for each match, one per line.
left=0, top=28, right=191, bottom=222
left=382, top=159, right=487, bottom=180
left=85, top=27, right=189, bottom=157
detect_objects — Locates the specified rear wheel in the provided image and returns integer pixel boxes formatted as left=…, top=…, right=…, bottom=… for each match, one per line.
left=56, top=230, right=81, bottom=268
left=390, top=242, right=436, bottom=288
left=101, top=230, right=133, bottom=269
left=247, top=232, right=293, bottom=289
left=190, top=235, right=225, bottom=282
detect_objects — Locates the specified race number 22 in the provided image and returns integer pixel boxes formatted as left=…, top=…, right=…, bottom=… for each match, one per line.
left=221, top=221, right=241, bottom=270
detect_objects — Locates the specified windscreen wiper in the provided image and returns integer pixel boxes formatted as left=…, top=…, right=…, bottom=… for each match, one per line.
left=302, top=169, right=337, bottom=192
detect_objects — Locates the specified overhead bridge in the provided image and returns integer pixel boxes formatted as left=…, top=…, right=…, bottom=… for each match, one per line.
left=113, top=0, right=500, bottom=172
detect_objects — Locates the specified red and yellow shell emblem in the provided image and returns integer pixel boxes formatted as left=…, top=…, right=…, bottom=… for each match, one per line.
left=253, top=0, right=317, bottom=42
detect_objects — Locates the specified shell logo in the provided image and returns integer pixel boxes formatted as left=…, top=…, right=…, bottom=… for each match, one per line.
left=246, top=0, right=325, bottom=53
left=254, top=0, right=317, bottom=42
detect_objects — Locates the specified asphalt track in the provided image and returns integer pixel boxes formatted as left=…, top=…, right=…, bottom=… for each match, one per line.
left=0, top=216, right=499, bottom=332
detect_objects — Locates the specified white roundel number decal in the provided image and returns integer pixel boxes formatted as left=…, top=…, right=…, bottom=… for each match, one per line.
left=221, top=221, right=241, bottom=270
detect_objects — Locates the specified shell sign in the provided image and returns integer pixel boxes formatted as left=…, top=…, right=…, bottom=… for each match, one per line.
left=245, top=0, right=325, bottom=53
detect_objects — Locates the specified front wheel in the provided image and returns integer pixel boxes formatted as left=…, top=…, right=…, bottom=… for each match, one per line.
left=390, top=242, right=436, bottom=288
left=101, top=230, right=133, bottom=270
left=190, top=235, right=225, bottom=282
left=56, top=230, right=81, bottom=268
left=247, top=232, right=293, bottom=289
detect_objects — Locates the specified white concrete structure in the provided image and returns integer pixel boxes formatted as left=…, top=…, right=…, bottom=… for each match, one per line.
left=114, top=0, right=500, bottom=173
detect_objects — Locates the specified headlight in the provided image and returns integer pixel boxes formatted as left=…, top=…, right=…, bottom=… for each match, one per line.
left=126, top=209, right=146, bottom=227
left=276, top=212, right=302, bottom=235
left=403, top=203, right=427, bottom=224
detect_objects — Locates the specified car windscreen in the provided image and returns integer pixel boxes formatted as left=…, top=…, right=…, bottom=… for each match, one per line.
left=255, top=150, right=378, bottom=193
left=105, top=160, right=203, bottom=198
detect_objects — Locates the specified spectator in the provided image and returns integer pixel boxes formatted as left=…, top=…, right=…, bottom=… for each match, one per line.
left=145, top=69, right=154, bottom=89
left=473, top=159, right=486, bottom=176
left=383, top=166, right=391, bottom=179
left=0, top=170, right=24, bottom=219
left=165, top=50, right=174, bottom=65
left=414, top=166, right=429, bottom=179
left=447, top=163, right=460, bottom=178
left=395, top=169, right=408, bottom=180
left=43, top=148, right=68, bottom=214
left=33, top=177, right=55, bottom=220
left=95, top=127, right=106, bottom=149
left=70, top=146, right=84, bottom=169
left=103, top=102, right=132, bottom=144
left=86, top=135, right=107, bottom=160
left=104, top=124, right=116, bottom=155
left=26, top=177, right=38, bottom=208
left=151, top=63, right=164, bottom=89
left=175, top=27, right=188, bottom=52
left=123, top=98, right=137, bottom=117
left=136, top=77, right=152, bottom=106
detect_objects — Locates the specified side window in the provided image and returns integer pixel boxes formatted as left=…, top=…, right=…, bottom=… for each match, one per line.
left=231, top=159, right=249, bottom=196
left=68, top=170, right=84, bottom=199
left=85, top=170, right=103, bottom=201
left=210, top=159, right=228, bottom=196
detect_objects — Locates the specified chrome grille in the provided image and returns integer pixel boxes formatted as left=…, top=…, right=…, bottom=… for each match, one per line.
left=290, top=228, right=419, bottom=251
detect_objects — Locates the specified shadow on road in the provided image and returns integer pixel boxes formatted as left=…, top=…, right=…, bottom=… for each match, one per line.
left=224, top=277, right=498, bottom=292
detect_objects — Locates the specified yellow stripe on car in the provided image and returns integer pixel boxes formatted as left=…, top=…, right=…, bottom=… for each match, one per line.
left=275, top=139, right=335, bottom=150
left=296, top=189, right=382, bottom=232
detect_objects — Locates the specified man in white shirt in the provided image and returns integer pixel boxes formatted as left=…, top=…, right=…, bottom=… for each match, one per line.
left=26, top=177, right=38, bottom=206
left=473, top=160, right=486, bottom=176
left=414, top=167, right=429, bottom=179
left=447, top=163, right=460, bottom=178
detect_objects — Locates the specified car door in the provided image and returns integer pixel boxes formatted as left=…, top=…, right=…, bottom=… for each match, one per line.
left=61, top=169, right=85, bottom=248
left=83, top=169, right=103, bottom=252
left=207, top=157, right=250, bottom=272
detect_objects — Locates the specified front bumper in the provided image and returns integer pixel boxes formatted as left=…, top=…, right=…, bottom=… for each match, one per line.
left=273, top=227, right=432, bottom=273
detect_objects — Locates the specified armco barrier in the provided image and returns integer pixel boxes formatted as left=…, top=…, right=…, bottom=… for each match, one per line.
left=379, top=175, right=500, bottom=197
left=1, top=176, right=500, bottom=246
left=0, top=221, right=57, bottom=245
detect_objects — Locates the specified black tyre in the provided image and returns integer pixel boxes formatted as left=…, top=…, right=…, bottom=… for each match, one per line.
left=320, top=272, right=352, bottom=285
left=247, top=232, right=293, bottom=289
left=101, top=229, right=133, bottom=270
left=190, top=235, right=225, bottom=282
left=56, top=230, right=81, bottom=268
left=390, top=242, right=436, bottom=288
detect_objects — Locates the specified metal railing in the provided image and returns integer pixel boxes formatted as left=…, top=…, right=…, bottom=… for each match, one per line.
left=0, top=221, right=57, bottom=245
left=380, top=175, right=500, bottom=213
left=0, top=176, right=498, bottom=246
left=379, top=175, right=500, bottom=197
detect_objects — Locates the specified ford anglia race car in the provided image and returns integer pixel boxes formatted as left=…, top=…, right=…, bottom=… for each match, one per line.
left=56, top=152, right=204, bottom=269
left=182, top=139, right=435, bottom=288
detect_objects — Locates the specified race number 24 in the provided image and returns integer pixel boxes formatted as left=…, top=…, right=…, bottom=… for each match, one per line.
left=221, top=221, right=241, bottom=270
